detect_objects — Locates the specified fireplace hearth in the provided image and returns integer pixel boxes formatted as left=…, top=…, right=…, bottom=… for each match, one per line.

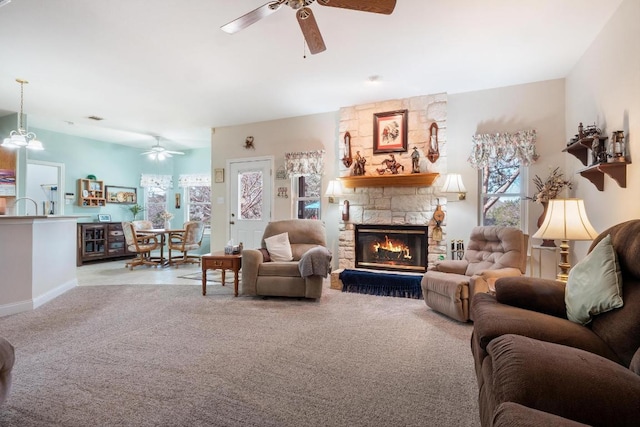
left=355, top=224, right=428, bottom=272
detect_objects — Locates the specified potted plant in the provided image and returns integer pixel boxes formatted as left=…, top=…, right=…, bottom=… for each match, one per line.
left=127, top=204, right=145, bottom=220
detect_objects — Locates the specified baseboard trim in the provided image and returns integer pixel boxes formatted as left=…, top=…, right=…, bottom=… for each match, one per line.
left=33, top=279, right=78, bottom=309
left=0, top=279, right=77, bottom=317
left=0, top=299, right=33, bottom=318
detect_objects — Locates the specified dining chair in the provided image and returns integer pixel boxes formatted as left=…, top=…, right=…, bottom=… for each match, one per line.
left=132, top=220, right=153, bottom=230
left=122, top=221, right=160, bottom=270
left=167, top=221, right=205, bottom=267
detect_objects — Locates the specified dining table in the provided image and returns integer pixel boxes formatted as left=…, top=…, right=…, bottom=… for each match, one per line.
left=137, top=228, right=185, bottom=267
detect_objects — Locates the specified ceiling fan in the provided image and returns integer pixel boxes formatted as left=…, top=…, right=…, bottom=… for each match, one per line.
left=141, top=136, right=185, bottom=160
left=221, top=0, right=397, bottom=55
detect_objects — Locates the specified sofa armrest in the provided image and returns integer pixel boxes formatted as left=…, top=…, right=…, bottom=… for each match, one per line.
left=493, top=402, right=591, bottom=427
left=240, top=249, right=264, bottom=296
left=471, top=293, right=620, bottom=363
left=0, top=337, right=14, bottom=405
left=485, top=334, right=640, bottom=426
left=470, top=267, right=523, bottom=295
left=431, top=259, right=468, bottom=274
left=495, top=276, right=567, bottom=318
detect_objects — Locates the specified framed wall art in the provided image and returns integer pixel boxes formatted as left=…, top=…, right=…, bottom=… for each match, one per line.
left=214, top=168, right=225, bottom=183
left=373, top=109, right=408, bottom=154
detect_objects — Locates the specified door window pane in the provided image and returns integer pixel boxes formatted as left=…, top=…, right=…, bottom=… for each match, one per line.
left=239, top=171, right=263, bottom=220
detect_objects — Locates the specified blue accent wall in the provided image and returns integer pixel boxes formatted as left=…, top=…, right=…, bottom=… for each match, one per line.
left=24, top=127, right=210, bottom=228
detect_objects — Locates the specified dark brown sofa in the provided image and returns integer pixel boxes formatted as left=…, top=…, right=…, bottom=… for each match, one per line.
left=470, top=220, right=640, bottom=426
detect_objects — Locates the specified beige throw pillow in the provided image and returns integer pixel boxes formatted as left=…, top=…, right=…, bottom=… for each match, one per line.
left=264, top=232, right=293, bottom=262
left=565, top=234, right=623, bottom=325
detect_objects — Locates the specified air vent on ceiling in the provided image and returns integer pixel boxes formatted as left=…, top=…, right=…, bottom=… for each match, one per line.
left=87, top=115, right=104, bottom=121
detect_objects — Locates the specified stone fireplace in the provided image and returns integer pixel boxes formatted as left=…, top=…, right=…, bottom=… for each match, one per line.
left=335, top=93, right=448, bottom=274
left=355, top=224, right=428, bottom=272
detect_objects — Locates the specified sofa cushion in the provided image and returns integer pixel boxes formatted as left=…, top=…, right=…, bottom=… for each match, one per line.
left=264, top=232, right=293, bottom=262
left=258, top=261, right=301, bottom=277
left=565, top=234, right=623, bottom=325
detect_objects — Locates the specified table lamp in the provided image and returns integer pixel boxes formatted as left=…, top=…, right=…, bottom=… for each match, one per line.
left=532, top=198, right=598, bottom=282
left=441, top=173, right=467, bottom=201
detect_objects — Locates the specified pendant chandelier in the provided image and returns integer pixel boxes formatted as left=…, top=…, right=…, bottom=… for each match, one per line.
left=2, top=78, right=44, bottom=150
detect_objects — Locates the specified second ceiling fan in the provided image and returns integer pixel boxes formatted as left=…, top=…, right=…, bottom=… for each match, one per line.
left=141, top=136, right=185, bottom=160
left=221, top=0, right=397, bottom=55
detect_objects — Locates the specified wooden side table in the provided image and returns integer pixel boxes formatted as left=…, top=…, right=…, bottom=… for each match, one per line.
left=201, top=252, right=242, bottom=297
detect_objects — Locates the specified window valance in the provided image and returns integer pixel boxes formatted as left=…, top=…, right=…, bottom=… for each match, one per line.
left=284, top=150, right=325, bottom=177
left=140, top=174, right=173, bottom=189
left=468, top=130, right=538, bottom=169
left=178, top=174, right=211, bottom=187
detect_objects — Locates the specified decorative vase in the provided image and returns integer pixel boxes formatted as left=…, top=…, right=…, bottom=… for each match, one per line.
left=164, top=220, right=171, bottom=230
left=537, top=201, right=556, bottom=247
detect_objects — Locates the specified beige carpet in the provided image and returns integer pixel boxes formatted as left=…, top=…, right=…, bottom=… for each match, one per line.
left=0, top=284, right=479, bottom=426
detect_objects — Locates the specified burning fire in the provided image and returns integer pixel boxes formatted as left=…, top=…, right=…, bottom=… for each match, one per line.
left=372, top=235, right=412, bottom=259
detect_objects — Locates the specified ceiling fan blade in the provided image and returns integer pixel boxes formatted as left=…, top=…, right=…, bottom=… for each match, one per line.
left=297, top=8, right=326, bottom=55
left=317, top=0, right=396, bottom=15
left=140, top=151, right=153, bottom=155
left=166, top=151, right=185, bottom=155
left=221, top=1, right=283, bottom=34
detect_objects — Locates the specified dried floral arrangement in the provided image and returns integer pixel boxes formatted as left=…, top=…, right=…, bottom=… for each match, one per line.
left=158, top=211, right=174, bottom=220
left=530, top=167, right=572, bottom=203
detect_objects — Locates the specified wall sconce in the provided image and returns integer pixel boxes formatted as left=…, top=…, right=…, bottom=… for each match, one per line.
left=441, top=173, right=467, bottom=201
left=325, top=179, right=349, bottom=221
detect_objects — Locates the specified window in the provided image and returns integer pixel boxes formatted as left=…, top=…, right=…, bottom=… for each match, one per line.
left=145, top=187, right=167, bottom=228
left=480, top=157, right=525, bottom=228
left=293, top=175, right=321, bottom=219
left=184, top=185, right=211, bottom=228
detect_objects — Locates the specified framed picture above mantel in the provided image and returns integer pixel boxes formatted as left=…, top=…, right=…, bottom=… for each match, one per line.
left=373, top=109, right=408, bottom=154
left=105, top=185, right=137, bottom=204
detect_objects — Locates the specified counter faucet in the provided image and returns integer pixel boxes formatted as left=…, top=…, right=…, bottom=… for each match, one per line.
left=12, top=197, right=38, bottom=216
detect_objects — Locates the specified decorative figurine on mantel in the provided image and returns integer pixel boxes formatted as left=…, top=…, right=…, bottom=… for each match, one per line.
left=411, top=146, right=420, bottom=173
left=352, top=151, right=366, bottom=176
left=377, top=153, right=404, bottom=175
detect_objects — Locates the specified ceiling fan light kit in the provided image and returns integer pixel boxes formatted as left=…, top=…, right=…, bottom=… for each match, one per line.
left=141, top=136, right=185, bottom=161
left=221, top=0, right=396, bottom=55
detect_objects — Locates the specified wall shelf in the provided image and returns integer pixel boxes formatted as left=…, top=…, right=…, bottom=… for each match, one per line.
left=339, top=172, right=439, bottom=189
left=563, top=135, right=628, bottom=191
left=577, top=162, right=629, bottom=191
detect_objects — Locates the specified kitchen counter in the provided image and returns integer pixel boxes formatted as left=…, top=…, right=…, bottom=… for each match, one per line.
left=0, top=216, right=81, bottom=316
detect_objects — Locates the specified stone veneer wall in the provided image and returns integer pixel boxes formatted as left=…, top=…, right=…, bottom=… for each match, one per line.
left=337, top=94, right=448, bottom=270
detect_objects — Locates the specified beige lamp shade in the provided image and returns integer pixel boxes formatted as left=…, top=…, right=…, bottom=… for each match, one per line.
left=325, top=179, right=343, bottom=203
left=441, top=173, right=467, bottom=200
left=532, top=199, right=598, bottom=241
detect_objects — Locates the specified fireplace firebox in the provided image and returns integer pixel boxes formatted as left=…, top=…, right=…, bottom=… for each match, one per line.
left=355, top=224, right=428, bottom=272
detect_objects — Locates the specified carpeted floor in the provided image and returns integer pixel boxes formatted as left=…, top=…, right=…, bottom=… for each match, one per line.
left=0, top=283, right=479, bottom=427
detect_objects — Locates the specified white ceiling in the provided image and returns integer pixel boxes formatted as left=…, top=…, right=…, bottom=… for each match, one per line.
left=0, top=0, right=623, bottom=150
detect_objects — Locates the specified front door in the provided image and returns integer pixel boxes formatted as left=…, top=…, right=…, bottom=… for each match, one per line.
left=228, top=157, right=273, bottom=250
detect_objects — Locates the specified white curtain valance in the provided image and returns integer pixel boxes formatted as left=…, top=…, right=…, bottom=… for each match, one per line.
left=140, top=174, right=173, bottom=189
left=468, top=130, right=538, bottom=169
left=178, top=174, right=211, bottom=187
left=284, top=150, right=325, bottom=177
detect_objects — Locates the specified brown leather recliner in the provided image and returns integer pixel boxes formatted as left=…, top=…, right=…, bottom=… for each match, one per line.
left=470, top=220, right=640, bottom=426
left=241, top=219, right=329, bottom=299
left=421, top=226, right=528, bottom=322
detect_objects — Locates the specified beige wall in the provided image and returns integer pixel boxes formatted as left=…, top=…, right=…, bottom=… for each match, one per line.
left=210, top=112, right=339, bottom=262
left=447, top=79, right=566, bottom=244
left=565, top=0, right=640, bottom=260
